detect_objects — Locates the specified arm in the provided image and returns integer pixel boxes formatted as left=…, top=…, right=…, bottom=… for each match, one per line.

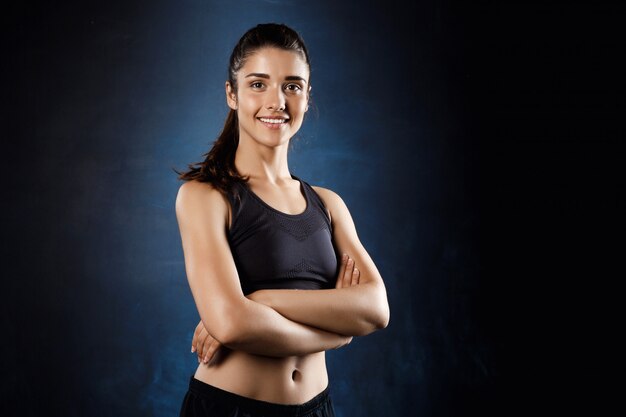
left=192, top=258, right=360, bottom=364
left=249, top=187, right=390, bottom=337
left=175, top=181, right=352, bottom=358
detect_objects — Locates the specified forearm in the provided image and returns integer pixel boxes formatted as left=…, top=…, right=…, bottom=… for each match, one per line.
left=251, top=283, right=390, bottom=337
left=219, top=298, right=351, bottom=357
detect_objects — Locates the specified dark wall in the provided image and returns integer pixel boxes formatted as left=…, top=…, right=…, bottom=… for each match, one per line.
left=3, top=1, right=621, bottom=416
left=475, top=3, right=624, bottom=413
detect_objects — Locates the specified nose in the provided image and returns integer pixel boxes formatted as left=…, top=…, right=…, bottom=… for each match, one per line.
left=266, top=86, right=286, bottom=111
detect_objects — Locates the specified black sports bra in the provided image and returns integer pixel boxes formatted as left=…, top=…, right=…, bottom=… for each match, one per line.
left=226, top=174, right=338, bottom=295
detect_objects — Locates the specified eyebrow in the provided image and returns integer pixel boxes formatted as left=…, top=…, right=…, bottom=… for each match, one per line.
left=244, top=73, right=308, bottom=84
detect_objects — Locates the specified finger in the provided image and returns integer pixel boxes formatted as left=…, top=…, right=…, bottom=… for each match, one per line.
left=342, top=257, right=353, bottom=288
left=201, top=332, right=215, bottom=363
left=196, top=328, right=209, bottom=360
left=335, top=253, right=348, bottom=289
left=351, top=267, right=360, bottom=286
left=203, top=339, right=222, bottom=364
left=343, top=257, right=354, bottom=288
left=191, top=321, right=203, bottom=353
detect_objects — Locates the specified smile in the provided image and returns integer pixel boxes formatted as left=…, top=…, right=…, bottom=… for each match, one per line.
left=257, top=117, right=289, bottom=130
left=258, top=117, right=288, bottom=124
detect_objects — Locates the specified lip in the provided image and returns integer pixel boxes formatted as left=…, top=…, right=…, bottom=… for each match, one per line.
left=257, top=116, right=290, bottom=120
left=257, top=116, right=289, bottom=129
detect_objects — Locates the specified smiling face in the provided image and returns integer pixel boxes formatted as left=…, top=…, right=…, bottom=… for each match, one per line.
left=226, top=47, right=311, bottom=149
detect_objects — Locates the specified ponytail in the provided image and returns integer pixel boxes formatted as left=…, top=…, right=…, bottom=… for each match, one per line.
left=173, top=109, right=249, bottom=195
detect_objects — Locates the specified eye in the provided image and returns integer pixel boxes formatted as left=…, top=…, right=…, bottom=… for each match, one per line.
left=250, top=81, right=265, bottom=89
left=285, top=83, right=302, bottom=92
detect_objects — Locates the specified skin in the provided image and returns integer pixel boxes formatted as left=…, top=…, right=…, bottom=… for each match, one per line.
left=176, top=47, right=390, bottom=405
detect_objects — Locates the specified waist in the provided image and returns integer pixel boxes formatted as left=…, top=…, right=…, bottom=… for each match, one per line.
left=193, top=349, right=329, bottom=404
left=186, top=375, right=332, bottom=416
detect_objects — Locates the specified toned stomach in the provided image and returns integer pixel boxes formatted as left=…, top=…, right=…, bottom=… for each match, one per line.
left=194, top=348, right=328, bottom=404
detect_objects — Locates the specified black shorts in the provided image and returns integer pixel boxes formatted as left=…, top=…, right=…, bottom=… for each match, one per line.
left=179, top=375, right=336, bottom=417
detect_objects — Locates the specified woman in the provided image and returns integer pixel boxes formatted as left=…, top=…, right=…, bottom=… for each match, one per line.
left=174, top=23, right=390, bottom=417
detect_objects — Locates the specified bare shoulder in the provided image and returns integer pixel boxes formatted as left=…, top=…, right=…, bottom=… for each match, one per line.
left=312, top=184, right=368, bottom=260
left=176, top=179, right=225, bottom=208
left=311, top=185, right=352, bottom=227
left=175, top=180, right=229, bottom=225
left=311, top=185, right=345, bottom=208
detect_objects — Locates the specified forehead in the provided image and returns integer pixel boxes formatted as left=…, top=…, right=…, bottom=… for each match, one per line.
left=239, top=47, right=309, bottom=80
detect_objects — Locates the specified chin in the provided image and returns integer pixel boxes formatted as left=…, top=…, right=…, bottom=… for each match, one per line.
left=260, top=133, right=293, bottom=146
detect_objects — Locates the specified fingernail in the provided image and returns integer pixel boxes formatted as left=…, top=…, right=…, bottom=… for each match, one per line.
left=204, top=356, right=208, bottom=363
left=342, top=253, right=347, bottom=261
left=191, top=346, right=195, bottom=353
left=353, top=268, right=358, bottom=274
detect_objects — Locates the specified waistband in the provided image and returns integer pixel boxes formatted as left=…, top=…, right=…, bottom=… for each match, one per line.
left=187, top=375, right=331, bottom=416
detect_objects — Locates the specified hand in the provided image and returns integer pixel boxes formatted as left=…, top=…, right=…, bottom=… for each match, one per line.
left=191, top=320, right=222, bottom=365
left=335, top=253, right=360, bottom=289
left=335, top=254, right=357, bottom=347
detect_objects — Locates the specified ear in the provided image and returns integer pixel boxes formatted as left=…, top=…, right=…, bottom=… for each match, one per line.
left=225, top=81, right=238, bottom=110
left=306, top=85, right=312, bottom=112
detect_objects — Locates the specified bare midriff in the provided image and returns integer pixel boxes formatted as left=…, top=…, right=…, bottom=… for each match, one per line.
left=193, top=349, right=328, bottom=404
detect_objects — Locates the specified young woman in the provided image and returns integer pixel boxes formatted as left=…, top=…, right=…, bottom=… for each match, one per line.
left=174, top=23, right=390, bottom=417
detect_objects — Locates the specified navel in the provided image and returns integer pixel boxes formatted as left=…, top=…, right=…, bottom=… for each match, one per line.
left=291, top=369, right=301, bottom=382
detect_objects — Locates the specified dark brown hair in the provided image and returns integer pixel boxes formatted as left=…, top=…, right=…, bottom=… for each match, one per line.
left=173, top=23, right=312, bottom=195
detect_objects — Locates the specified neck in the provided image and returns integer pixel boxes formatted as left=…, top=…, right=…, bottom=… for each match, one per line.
left=234, top=135, right=292, bottom=185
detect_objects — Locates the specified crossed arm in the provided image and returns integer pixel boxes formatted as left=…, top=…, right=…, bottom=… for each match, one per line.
left=177, top=181, right=355, bottom=358
left=177, top=181, right=390, bottom=364
left=192, top=254, right=369, bottom=363
left=246, top=190, right=390, bottom=338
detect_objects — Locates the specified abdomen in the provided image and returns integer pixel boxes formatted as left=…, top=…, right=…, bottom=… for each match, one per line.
left=193, top=349, right=329, bottom=404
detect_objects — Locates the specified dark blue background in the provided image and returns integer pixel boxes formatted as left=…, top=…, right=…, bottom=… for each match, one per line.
left=3, top=1, right=623, bottom=416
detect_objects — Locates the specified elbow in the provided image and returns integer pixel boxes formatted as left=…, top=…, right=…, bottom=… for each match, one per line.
left=351, top=304, right=390, bottom=337
left=370, top=305, right=390, bottom=333
left=212, top=320, right=240, bottom=347
left=209, top=304, right=252, bottom=348
left=361, top=292, right=390, bottom=335
left=201, top=304, right=248, bottom=347
left=370, top=283, right=390, bottom=330
left=375, top=305, right=390, bottom=330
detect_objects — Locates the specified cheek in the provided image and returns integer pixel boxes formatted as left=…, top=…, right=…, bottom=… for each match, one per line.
left=239, top=98, right=260, bottom=115
left=289, top=97, right=308, bottom=114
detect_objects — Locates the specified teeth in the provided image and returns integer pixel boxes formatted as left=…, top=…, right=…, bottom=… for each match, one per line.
left=259, top=118, right=286, bottom=124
